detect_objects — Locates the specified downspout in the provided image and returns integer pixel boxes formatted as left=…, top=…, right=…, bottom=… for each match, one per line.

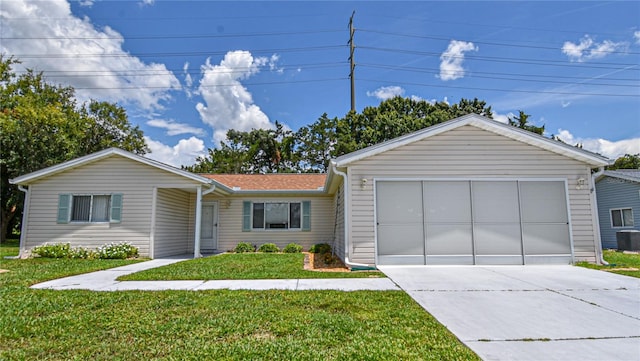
left=193, top=183, right=217, bottom=259
left=331, top=162, right=372, bottom=269
left=590, top=167, right=608, bottom=265
left=15, top=185, right=30, bottom=259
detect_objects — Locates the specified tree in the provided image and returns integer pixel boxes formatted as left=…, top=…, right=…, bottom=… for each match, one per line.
left=295, top=113, right=337, bottom=173
left=185, top=121, right=297, bottom=174
left=0, top=56, right=148, bottom=243
left=609, top=154, right=640, bottom=169
left=508, top=110, right=544, bottom=135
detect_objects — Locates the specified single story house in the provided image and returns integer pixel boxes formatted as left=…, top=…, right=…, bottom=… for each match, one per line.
left=11, top=114, right=611, bottom=266
left=595, top=170, right=640, bottom=249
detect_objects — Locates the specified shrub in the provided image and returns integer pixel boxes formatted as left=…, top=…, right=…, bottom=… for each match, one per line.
left=283, top=243, right=303, bottom=253
left=309, top=243, right=331, bottom=254
left=96, top=242, right=139, bottom=259
left=32, top=242, right=138, bottom=259
left=257, top=243, right=280, bottom=253
left=234, top=242, right=255, bottom=253
left=32, top=243, right=72, bottom=258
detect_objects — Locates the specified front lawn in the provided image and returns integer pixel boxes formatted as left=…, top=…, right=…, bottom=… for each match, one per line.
left=577, top=250, right=640, bottom=278
left=120, top=252, right=384, bottom=281
left=0, top=252, right=479, bottom=360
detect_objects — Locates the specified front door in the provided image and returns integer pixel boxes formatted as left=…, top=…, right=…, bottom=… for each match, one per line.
left=201, top=202, right=218, bottom=250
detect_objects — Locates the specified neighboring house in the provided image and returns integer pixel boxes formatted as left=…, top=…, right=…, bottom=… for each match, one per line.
left=595, top=170, right=640, bottom=249
left=11, top=114, right=611, bottom=265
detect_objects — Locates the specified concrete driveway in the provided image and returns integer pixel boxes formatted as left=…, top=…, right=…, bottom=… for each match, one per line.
left=379, top=265, right=640, bottom=361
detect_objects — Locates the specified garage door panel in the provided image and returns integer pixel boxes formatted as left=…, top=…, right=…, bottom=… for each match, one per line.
left=426, top=224, right=473, bottom=255
left=520, top=181, right=568, bottom=223
left=523, top=224, right=571, bottom=255
left=473, top=181, right=521, bottom=223
left=474, top=224, right=522, bottom=256
left=424, top=181, right=471, bottom=222
left=376, top=181, right=423, bottom=223
left=377, top=224, right=424, bottom=256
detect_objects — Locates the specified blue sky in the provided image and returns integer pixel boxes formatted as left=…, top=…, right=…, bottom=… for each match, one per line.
left=2, top=0, right=639, bottom=167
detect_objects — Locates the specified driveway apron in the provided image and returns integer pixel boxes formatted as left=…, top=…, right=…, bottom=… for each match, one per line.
left=379, top=265, right=640, bottom=361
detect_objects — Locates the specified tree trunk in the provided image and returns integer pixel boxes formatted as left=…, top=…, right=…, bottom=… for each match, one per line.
left=0, top=208, right=14, bottom=244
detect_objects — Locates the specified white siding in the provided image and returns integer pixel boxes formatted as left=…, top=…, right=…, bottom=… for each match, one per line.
left=154, top=188, right=191, bottom=257
left=22, top=156, right=200, bottom=257
left=200, top=194, right=335, bottom=252
left=346, top=125, right=597, bottom=264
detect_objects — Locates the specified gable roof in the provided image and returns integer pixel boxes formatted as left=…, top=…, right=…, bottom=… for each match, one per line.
left=333, top=113, right=611, bottom=168
left=599, top=170, right=640, bottom=183
left=203, top=174, right=327, bottom=191
left=10, top=148, right=214, bottom=186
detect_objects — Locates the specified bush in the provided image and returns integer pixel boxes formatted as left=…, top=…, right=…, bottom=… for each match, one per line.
left=32, top=242, right=138, bottom=259
left=258, top=243, right=280, bottom=253
left=234, top=242, right=255, bottom=253
left=33, top=243, right=72, bottom=258
left=309, top=243, right=331, bottom=254
left=283, top=243, right=303, bottom=253
left=96, top=242, right=139, bottom=259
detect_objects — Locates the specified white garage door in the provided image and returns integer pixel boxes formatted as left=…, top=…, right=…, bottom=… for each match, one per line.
left=376, top=180, right=572, bottom=265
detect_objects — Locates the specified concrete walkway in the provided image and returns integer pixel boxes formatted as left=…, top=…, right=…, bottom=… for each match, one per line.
left=30, top=257, right=399, bottom=291
left=379, top=265, right=640, bottom=361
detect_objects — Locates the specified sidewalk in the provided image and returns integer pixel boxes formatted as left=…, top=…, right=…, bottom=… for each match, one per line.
left=30, top=257, right=399, bottom=292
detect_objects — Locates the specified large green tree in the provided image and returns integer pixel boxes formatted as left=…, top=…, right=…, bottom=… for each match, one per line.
left=609, top=154, right=640, bottom=170
left=0, top=56, right=148, bottom=242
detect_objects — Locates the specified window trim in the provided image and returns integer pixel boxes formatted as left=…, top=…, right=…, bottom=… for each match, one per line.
left=610, top=207, right=634, bottom=228
left=57, top=193, right=122, bottom=224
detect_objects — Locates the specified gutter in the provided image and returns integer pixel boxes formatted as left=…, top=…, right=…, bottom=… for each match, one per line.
left=330, top=161, right=373, bottom=270
left=15, top=185, right=30, bottom=259
left=590, top=167, right=608, bottom=265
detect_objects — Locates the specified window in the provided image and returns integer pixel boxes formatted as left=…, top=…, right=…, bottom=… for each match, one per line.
left=243, top=201, right=310, bottom=231
left=611, top=208, right=634, bottom=228
left=57, top=194, right=122, bottom=224
left=252, top=202, right=301, bottom=229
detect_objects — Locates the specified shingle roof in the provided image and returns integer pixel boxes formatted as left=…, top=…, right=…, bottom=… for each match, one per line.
left=202, top=174, right=327, bottom=191
left=602, top=170, right=640, bottom=183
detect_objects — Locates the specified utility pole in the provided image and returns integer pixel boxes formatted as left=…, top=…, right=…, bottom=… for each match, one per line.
left=348, top=11, right=356, bottom=112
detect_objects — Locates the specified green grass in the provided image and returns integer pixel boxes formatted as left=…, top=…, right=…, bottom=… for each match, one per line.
left=0, top=252, right=479, bottom=360
left=577, top=250, right=640, bottom=278
left=120, top=253, right=385, bottom=281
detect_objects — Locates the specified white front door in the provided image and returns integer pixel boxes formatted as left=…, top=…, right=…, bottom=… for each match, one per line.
left=200, top=203, right=218, bottom=250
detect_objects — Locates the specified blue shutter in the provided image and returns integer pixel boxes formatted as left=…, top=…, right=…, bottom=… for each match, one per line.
left=242, top=201, right=251, bottom=231
left=302, top=201, right=311, bottom=231
left=57, top=194, right=71, bottom=224
left=110, top=194, right=123, bottom=223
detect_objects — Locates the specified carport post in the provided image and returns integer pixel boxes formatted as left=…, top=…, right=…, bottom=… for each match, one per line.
left=194, top=185, right=202, bottom=258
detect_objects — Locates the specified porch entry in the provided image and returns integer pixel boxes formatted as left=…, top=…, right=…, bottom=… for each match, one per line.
left=200, top=202, right=218, bottom=250
left=376, top=180, right=572, bottom=265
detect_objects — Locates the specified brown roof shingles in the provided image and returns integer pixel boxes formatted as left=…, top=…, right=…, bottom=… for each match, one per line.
left=201, top=174, right=327, bottom=191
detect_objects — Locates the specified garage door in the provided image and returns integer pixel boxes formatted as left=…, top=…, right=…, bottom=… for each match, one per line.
left=376, top=180, right=572, bottom=265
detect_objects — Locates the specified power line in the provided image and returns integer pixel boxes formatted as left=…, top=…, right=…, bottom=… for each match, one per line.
left=359, top=46, right=640, bottom=71
left=0, top=29, right=344, bottom=40
left=69, top=77, right=348, bottom=90
left=358, top=29, right=640, bottom=56
left=359, top=78, right=639, bottom=98
left=359, top=63, right=639, bottom=88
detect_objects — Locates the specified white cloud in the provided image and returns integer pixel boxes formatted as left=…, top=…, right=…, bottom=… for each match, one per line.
left=195, top=50, right=278, bottom=144
left=0, top=0, right=180, bottom=109
left=144, top=136, right=205, bottom=167
left=366, top=86, right=405, bottom=100
left=562, top=35, right=628, bottom=62
left=146, top=119, right=206, bottom=136
left=139, top=0, right=155, bottom=6
left=268, top=54, right=284, bottom=74
left=78, top=0, right=94, bottom=6
left=634, top=31, right=640, bottom=44
left=555, top=129, right=640, bottom=159
left=438, top=40, right=478, bottom=81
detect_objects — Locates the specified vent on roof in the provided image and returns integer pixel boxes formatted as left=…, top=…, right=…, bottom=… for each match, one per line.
left=233, top=187, right=241, bottom=191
